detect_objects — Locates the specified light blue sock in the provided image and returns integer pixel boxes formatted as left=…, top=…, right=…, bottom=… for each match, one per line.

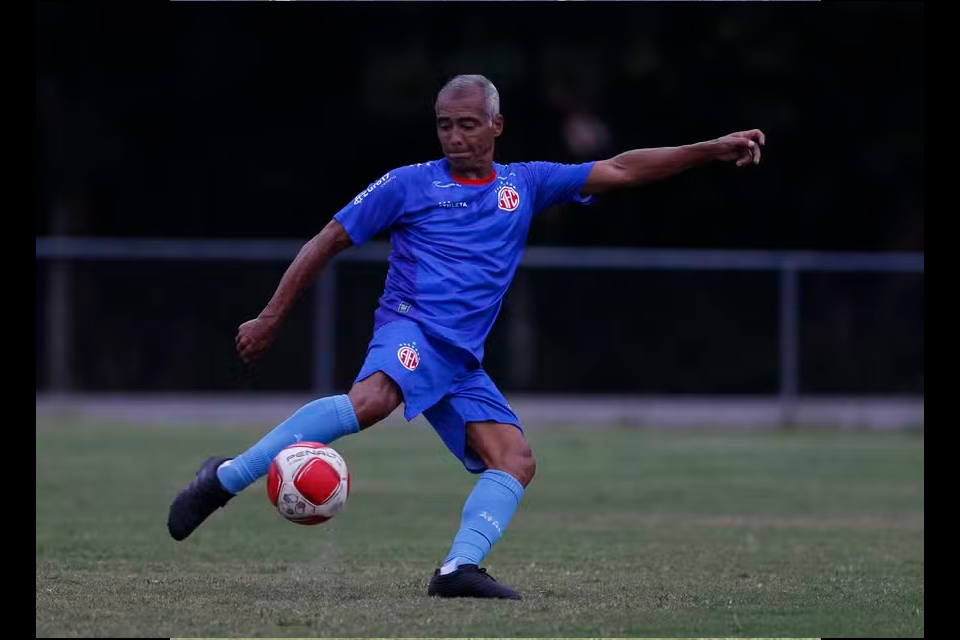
left=216, top=394, right=359, bottom=494
left=441, top=470, right=525, bottom=573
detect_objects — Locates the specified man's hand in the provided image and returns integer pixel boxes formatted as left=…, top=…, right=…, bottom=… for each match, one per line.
left=236, top=316, right=282, bottom=367
left=712, top=129, right=766, bottom=167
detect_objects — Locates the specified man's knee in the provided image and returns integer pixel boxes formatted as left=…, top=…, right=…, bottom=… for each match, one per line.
left=508, top=445, right=537, bottom=488
left=485, top=440, right=537, bottom=487
left=348, top=372, right=402, bottom=429
left=468, top=421, right=537, bottom=487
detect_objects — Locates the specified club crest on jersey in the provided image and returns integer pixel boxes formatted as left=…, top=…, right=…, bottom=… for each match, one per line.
left=397, top=342, right=420, bottom=371
left=497, top=185, right=520, bottom=212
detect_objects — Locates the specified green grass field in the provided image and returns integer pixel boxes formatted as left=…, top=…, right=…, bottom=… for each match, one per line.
left=36, top=420, right=923, bottom=637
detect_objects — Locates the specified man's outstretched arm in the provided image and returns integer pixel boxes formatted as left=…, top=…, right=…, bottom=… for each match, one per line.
left=581, top=129, right=766, bottom=195
left=236, top=219, right=352, bottom=366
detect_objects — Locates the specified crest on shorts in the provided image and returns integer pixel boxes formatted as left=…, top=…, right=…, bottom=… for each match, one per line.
left=397, top=342, right=420, bottom=371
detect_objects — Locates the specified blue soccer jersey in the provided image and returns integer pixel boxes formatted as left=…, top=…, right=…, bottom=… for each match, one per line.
left=334, top=158, right=595, bottom=362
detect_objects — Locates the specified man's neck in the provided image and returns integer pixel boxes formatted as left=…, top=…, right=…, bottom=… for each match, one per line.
left=449, top=161, right=495, bottom=182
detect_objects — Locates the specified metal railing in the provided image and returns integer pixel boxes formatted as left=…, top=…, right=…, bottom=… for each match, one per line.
left=36, top=237, right=924, bottom=413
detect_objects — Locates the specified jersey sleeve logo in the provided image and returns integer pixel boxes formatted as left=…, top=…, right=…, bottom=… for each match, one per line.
left=497, top=185, right=521, bottom=212
left=353, top=172, right=395, bottom=206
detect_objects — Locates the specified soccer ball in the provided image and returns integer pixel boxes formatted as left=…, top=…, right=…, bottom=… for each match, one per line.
left=267, top=441, right=350, bottom=525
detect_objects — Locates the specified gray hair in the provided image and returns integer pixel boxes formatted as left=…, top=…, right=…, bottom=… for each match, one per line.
left=437, top=74, right=500, bottom=122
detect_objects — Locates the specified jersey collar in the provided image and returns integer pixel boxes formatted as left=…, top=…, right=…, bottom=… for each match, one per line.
left=445, top=159, right=497, bottom=186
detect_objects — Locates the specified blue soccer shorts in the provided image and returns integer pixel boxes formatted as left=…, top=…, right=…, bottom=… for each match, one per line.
left=354, top=319, right=522, bottom=473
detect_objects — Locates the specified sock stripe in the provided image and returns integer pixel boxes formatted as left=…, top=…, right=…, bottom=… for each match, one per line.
left=481, top=470, right=524, bottom=501
left=334, top=395, right=360, bottom=434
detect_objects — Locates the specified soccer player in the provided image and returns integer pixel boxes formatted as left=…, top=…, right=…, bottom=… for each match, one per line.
left=167, top=74, right=764, bottom=599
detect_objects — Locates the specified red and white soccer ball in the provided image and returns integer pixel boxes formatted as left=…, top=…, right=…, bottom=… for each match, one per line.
left=267, top=441, right=350, bottom=525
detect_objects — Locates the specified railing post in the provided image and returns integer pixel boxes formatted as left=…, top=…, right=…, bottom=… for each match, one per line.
left=313, top=264, right=337, bottom=396
left=46, top=205, right=72, bottom=393
left=779, top=263, right=800, bottom=425
left=47, top=258, right=72, bottom=392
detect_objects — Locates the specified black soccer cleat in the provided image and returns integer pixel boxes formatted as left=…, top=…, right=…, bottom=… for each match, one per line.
left=167, top=456, right=235, bottom=541
left=427, top=564, right=522, bottom=600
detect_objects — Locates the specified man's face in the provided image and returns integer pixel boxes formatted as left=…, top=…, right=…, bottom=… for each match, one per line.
left=435, top=89, right=503, bottom=173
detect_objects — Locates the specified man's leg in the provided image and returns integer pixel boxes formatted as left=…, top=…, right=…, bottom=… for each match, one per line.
left=217, top=373, right=400, bottom=493
left=435, top=422, right=533, bottom=580
left=442, top=420, right=535, bottom=563
left=425, top=372, right=533, bottom=599
left=167, top=372, right=401, bottom=541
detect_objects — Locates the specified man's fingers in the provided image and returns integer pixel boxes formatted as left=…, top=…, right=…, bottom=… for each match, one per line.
left=735, top=129, right=765, bottom=145
left=239, top=346, right=260, bottom=366
left=732, top=142, right=760, bottom=166
left=238, top=340, right=258, bottom=360
left=725, top=131, right=763, bottom=166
